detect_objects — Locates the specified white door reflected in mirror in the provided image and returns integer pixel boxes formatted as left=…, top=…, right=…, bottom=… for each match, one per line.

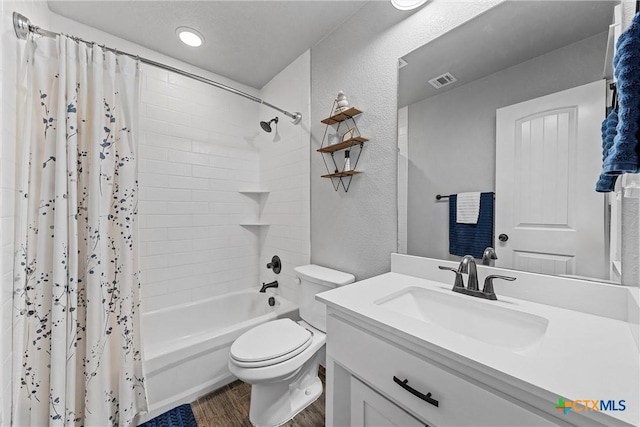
left=495, top=80, right=607, bottom=280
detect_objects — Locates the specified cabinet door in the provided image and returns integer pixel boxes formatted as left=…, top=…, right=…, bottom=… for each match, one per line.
left=351, top=377, right=426, bottom=427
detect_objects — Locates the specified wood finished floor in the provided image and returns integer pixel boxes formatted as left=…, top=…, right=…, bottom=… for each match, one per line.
left=191, top=368, right=325, bottom=427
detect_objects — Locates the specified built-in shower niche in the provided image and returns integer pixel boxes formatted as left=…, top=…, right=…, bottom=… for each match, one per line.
left=238, top=189, right=270, bottom=226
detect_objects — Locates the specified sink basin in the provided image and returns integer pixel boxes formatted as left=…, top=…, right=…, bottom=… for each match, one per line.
left=375, top=287, right=548, bottom=352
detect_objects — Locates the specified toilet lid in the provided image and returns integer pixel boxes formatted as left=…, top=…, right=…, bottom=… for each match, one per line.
left=230, top=318, right=312, bottom=364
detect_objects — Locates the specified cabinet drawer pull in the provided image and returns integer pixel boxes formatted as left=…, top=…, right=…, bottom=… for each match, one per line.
left=393, top=376, right=439, bottom=407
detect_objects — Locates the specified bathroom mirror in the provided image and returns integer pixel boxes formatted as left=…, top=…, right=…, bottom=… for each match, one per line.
left=397, top=1, right=620, bottom=283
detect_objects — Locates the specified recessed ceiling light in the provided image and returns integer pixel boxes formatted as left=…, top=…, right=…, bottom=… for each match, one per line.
left=391, top=0, right=429, bottom=11
left=176, top=26, right=204, bottom=47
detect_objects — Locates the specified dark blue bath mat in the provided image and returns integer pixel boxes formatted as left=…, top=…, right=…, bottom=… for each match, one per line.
left=139, top=404, right=198, bottom=427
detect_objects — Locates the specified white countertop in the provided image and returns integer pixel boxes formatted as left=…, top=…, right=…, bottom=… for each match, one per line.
left=317, top=271, right=640, bottom=426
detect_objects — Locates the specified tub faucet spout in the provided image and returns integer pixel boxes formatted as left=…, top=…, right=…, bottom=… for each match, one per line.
left=260, top=280, right=279, bottom=293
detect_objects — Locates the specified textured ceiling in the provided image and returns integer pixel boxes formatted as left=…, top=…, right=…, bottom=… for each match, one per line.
left=398, top=1, right=615, bottom=107
left=47, top=0, right=368, bottom=89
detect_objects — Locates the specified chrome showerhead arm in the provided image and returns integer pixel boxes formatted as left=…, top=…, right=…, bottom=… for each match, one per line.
left=261, top=101, right=301, bottom=124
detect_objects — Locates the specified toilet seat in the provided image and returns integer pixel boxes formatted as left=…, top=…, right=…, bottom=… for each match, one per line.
left=230, top=318, right=312, bottom=368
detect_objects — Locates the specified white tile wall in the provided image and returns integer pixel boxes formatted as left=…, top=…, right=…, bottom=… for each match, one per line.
left=257, top=52, right=311, bottom=305
left=139, top=67, right=263, bottom=312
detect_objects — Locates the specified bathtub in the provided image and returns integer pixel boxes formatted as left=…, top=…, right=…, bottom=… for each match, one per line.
left=136, top=289, right=298, bottom=423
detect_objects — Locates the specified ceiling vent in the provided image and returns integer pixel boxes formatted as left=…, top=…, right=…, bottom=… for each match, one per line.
left=428, top=72, right=457, bottom=89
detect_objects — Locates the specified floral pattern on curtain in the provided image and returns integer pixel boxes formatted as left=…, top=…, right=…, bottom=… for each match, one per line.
left=12, top=34, right=147, bottom=426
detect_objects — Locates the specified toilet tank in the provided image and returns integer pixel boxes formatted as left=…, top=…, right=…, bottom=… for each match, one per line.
left=294, top=264, right=355, bottom=332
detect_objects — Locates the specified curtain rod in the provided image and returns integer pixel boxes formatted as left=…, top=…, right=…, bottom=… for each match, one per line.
left=12, top=12, right=302, bottom=125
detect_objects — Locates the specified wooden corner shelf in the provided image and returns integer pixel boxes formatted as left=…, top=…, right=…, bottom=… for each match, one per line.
left=321, top=107, right=363, bottom=125
left=318, top=102, right=366, bottom=192
left=317, top=136, right=369, bottom=153
left=321, top=170, right=362, bottom=178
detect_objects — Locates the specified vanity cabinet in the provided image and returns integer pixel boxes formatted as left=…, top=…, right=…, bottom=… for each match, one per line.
left=320, top=256, right=638, bottom=427
left=326, top=313, right=556, bottom=427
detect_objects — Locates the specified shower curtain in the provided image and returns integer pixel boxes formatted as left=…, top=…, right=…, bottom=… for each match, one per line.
left=12, top=34, right=147, bottom=426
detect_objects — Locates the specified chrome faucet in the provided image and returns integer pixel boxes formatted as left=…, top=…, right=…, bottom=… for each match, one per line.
left=482, top=275, right=516, bottom=300
left=481, top=247, right=498, bottom=266
left=459, top=255, right=479, bottom=291
left=438, top=255, right=476, bottom=292
left=439, top=255, right=515, bottom=300
left=259, top=280, right=279, bottom=293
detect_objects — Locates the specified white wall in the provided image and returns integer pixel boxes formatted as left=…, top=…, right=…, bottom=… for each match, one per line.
left=406, top=32, right=607, bottom=261
left=310, top=0, right=502, bottom=281
left=257, top=51, right=311, bottom=305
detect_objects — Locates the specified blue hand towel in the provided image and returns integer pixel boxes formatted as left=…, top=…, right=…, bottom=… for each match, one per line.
left=449, top=192, right=494, bottom=259
left=596, top=109, right=619, bottom=192
left=602, top=12, right=640, bottom=175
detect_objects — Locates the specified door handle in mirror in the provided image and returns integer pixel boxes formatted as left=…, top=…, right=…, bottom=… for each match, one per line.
left=498, top=233, right=509, bottom=242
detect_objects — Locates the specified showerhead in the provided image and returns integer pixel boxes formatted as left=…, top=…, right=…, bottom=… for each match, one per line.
left=260, top=117, right=278, bottom=133
left=260, top=121, right=271, bottom=132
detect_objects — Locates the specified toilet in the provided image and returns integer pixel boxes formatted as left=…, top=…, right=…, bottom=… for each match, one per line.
left=228, top=264, right=355, bottom=427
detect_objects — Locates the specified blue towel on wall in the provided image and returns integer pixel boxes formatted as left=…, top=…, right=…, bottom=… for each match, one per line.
left=602, top=12, right=640, bottom=175
left=596, top=109, right=619, bottom=192
left=449, top=192, right=494, bottom=259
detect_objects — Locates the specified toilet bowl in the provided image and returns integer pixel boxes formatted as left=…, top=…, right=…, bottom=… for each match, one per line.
left=229, top=319, right=326, bottom=427
left=228, top=265, right=355, bottom=427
